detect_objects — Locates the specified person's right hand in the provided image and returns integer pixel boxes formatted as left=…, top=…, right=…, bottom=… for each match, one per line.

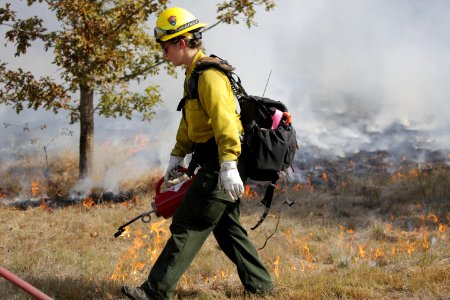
left=164, top=155, right=185, bottom=181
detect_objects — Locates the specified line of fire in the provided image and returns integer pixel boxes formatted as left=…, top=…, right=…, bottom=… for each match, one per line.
left=1, top=132, right=449, bottom=292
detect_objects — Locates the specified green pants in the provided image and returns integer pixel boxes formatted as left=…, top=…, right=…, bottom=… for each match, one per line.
left=141, top=162, right=273, bottom=300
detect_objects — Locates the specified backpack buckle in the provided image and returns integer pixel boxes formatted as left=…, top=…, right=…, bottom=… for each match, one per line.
left=282, top=112, right=292, bottom=126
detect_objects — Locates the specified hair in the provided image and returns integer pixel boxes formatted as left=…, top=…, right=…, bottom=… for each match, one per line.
left=179, top=29, right=203, bottom=49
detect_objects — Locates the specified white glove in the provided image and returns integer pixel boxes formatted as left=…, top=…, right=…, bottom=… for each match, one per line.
left=164, top=155, right=185, bottom=181
left=219, top=161, right=244, bottom=201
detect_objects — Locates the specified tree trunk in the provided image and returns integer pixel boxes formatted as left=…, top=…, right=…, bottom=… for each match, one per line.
left=79, top=85, right=94, bottom=179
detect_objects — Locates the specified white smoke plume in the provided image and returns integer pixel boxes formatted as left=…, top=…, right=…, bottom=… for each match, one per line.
left=1, top=0, right=449, bottom=192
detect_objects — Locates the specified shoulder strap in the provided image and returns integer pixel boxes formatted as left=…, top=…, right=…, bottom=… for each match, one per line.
left=178, top=54, right=248, bottom=111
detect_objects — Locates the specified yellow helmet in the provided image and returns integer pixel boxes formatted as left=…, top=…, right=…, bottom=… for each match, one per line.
left=154, top=7, right=207, bottom=42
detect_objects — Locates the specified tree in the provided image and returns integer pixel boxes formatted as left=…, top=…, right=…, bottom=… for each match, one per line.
left=0, top=0, right=277, bottom=179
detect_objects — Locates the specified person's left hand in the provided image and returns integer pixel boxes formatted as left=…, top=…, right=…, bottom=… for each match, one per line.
left=219, top=161, right=244, bottom=201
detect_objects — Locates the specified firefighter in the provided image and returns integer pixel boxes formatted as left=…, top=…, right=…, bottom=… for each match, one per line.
left=121, top=6, right=274, bottom=300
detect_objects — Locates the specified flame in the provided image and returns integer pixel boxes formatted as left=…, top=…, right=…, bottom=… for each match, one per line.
left=243, top=184, right=257, bottom=198
left=121, top=195, right=141, bottom=207
left=82, top=197, right=95, bottom=208
left=31, top=181, right=39, bottom=196
left=275, top=183, right=285, bottom=192
left=273, top=255, right=280, bottom=278
left=303, top=244, right=314, bottom=262
left=133, top=261, right=145, bottom=273
left=127, top=134, right=149, bottom=156
left=339, top=225, right=354, bottom=235
left=111, top=219, right=169, bottom=283
left=409, top=168, right=419, bottom=177
left=111, top=205, right=448, bottom=283
left=427, top=213, right=438, bottom=223
left=375, top=248, right=385, bottom=259
left=40, top=198, right=49, bottom=210
left=390, top=245, right=396, bottom=256
left=392, top=172, right=406, bottom=181
left=300, top=261, right=306, bottom=272
left=292, top=183, right=303, bottom=192
left=358, top=244, right=366, bottom=259
left=121, top=226, right=131, bottom=238
left=421, top=230, right=429, bottom=250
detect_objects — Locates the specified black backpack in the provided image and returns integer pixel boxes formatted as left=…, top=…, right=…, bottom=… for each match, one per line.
left=180, top=55, right=299, bottom=229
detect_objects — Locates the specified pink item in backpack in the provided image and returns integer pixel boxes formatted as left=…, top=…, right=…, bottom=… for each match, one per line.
left=271, top=109, right=283, bottom=129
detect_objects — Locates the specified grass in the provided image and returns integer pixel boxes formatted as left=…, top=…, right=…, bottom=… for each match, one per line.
left=0, top=152, right=449, bottom=299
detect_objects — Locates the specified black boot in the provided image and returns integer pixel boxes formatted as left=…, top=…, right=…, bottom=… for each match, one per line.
left=121, top=286, right=154, bottom=300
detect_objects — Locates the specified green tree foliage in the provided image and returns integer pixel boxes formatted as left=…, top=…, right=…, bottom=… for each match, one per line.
left=0, top=0, right=277, bottom=179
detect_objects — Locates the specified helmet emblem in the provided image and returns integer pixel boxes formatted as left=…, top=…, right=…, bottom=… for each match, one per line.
left=168, top=16, right=177, bottom=26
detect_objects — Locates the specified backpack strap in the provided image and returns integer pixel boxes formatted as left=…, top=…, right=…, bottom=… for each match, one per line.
left=250, top=175, right=279, bottom=230
left=177, top=54, right=248, bottom=111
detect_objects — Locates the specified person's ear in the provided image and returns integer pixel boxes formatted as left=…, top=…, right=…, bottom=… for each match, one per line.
left=179, top=38, right=187, bottom=49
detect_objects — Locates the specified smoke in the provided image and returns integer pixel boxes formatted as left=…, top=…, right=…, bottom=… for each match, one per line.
left=214, top=0, right=450, bottom=157
left=1, top=0, right=450, bottom=192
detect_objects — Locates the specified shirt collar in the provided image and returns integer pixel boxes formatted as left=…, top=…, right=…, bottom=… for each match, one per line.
left=187, top=49, right=205, bottom=77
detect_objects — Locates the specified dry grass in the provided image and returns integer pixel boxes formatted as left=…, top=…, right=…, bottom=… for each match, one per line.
left=0, top=157, right=449, bottom=299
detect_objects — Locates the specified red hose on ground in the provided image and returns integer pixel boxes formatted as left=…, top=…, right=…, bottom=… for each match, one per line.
left=0, top=266, right=53, bottom=300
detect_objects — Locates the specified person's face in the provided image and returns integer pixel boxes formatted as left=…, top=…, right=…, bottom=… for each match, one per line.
left=160, top=39, right=183, bottom=66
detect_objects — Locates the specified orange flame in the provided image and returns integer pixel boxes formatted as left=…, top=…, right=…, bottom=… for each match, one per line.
left=40, top=198, right=49, bottom=210
left=120, top=226, right=131, bottom=238
left=273, top=255, right=280, bottom=278
left=243, top=184, right=257, bottom=198
left=428, top=213, right=438, bottom=223
left=127, top=134, right=149, bottom=156
left=358, top=244, right=366, bottom=259
left=111, top=219, right=170, bottom=283
left=409, top=168, right=419, bottom=177
left=438, top=223, right=447, bottom=233
left=292, top=183, right=303, bottom=192
left=392, top=172, right=406, bottom=181
left=421, top=230, right=429, bottom=250
left=375, top=248, right=385, bottom=259
left=303, top=244, right=314, bottom=262
left=31, top=181, right=39, bottom=196
left=275, top=183, right=285, bottom=192
left=82, top=197, right=95, bottom=208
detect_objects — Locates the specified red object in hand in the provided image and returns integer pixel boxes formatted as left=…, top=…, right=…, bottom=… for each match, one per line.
left=152, top=175, right=194, bottom=219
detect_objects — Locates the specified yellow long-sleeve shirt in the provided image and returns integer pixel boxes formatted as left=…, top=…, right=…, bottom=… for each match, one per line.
left=171, top=50, right=243, bottom=162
